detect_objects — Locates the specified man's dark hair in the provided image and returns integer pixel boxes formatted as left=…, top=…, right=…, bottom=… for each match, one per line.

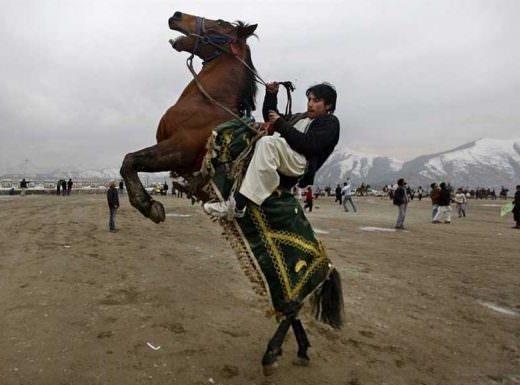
left=440, top=182, right=446, bottom=189
left=306, top=83, right=337, bottom=113
left=430, top=183, right=436, bottom=189
left=397, top=178, right=405, bottom=186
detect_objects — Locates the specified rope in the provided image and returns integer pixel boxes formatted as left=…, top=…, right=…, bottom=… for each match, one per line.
left=186, top=55, right=260, bottom=135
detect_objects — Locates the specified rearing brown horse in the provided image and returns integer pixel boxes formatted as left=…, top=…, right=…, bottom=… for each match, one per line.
left=121, top=11, right=343, bottom=375
left=121, top=12, right=258, bottom=223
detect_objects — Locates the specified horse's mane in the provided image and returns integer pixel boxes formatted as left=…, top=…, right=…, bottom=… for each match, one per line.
left=234, top=21, right=257, bottom=115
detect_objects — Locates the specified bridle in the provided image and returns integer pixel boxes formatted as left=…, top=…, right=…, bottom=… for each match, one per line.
left=170, top=16, right=295, bottom=133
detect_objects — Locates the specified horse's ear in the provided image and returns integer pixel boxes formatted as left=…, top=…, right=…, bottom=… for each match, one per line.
left=237, top=24, right=258, bottom=38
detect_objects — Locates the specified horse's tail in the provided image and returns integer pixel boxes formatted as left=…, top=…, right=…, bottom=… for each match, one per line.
left=311, top=268, right=344, bottom=329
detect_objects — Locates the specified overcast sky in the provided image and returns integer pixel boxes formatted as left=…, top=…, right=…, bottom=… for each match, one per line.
left=1, top=0, right=519, bottom=172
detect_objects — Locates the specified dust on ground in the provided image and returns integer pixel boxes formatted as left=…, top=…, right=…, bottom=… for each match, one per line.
left=0, top=194, right=519, bottom=385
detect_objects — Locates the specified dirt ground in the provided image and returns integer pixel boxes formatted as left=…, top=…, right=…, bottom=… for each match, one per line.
left=1, top=193, right=519, bottom=385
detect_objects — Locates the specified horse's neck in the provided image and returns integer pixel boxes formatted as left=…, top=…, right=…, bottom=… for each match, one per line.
left=186, top=53, right=248, bottom=112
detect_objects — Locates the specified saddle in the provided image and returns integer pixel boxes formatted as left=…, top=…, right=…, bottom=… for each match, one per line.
left=202, top=117, right=332, bottom=313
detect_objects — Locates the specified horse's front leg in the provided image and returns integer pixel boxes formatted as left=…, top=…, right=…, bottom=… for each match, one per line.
left=291, top=318, right=311, bottom=366
left=120, top=139, right=195, bottom=223
left=262, top=316, right=293, bottom=376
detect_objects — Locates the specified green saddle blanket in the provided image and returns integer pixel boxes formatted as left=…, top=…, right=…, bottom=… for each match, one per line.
left=210, top=118, right=330, bottom=313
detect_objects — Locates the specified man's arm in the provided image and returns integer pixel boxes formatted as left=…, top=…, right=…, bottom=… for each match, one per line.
left=273, top=115, right=340, bottom=158
left=107, top=191, right=113, bottom=207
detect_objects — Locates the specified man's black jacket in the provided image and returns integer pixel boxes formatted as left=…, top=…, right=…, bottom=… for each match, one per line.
left=262, top=91, right=340, bottom=187
left=393, top=186, right=407, bottom=206
left=107, top=187, right=119, bottom=209
left=438, top=188, right=451, bottom=206
left=513, top=191, right=520, bottom=213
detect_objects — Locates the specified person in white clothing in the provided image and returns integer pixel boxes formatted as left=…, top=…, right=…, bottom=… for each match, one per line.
left=454, top=188, right=467, bottom=217
left=341, top=178, right=357, bottom=212
left=204, top=82, right=340, bottom=219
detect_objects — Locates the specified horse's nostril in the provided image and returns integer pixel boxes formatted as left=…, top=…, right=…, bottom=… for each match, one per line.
left=172, top=11, right=182, bottom=21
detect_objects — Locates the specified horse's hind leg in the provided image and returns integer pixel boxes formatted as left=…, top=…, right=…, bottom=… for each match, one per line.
left=292, top=318, right=311, bottom=366
left=262, top=317, right=292, bottom=376
left=120, top=140, right=195, bottom=223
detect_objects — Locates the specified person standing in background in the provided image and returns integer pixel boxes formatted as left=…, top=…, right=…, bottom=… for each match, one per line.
left=393, top=178, right=409, bottom=230
left=107, top=181, right=120, bottom=233
left=20, top=178, right=28, bottom=196
left=304, top=186, right=314, bottom=212
left=67, top=178, right=73, bottom=196
left=417, top=186, right=423, bottom=201
left=454, top=188, right=467, bottom=218
left=430, top=183, right=440, bottom=222
left=433, top=182, right=452, bottom=224
left=513, top=185, right=520, bottom=229
left=341, top=178, right=357, bottom=213
left=334, top=184, right=342, bottom=205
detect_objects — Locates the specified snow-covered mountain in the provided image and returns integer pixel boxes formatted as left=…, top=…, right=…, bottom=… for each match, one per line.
left=315, top=147, right=403, bottom=186
left=397, top=138, right=520, bottom=188
left=56, top=167, right=122, bottom=180
left=3, top=138, right=520, bottom=189
left=0, top=167, right=122, bottom=180
left=315, top=138, right=520, bottom=188
left=0, top=166, right=169, bottom=182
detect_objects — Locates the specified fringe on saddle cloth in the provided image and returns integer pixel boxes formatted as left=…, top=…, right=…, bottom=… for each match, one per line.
left=188, top=117, right=334, bottom=315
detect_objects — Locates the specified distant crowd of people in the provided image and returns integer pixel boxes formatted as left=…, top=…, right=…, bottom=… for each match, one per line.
left=14, top=177, right=74, bottom=196
left=13, top=176, right=520, bottom=232
left=391, top=180, right=520, bottom=230
left=56, top=179, right=74, bottom=196
left=297, top=178, right=519, bottom=231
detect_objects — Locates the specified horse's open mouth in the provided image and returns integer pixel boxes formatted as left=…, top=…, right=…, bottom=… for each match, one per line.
left=170, top=34, right=186, bottom=45
left=169, top=17, right=191, bottom=36
left=169, top=22, right=192, bottom=51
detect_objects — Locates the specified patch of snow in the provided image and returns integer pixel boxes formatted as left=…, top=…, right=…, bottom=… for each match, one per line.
left=479, top=301, right=519, bottom=317
left=389, top=158, right=404, bottom=172
left=314, top=228, right=329, bottom=234
left=424, top=157, right=447, bottom=176
left=360, top=226, right=397, bottom=232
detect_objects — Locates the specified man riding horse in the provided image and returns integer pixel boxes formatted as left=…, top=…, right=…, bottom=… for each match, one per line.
left=121, top=11, right=344, bottom=375
left=203, top=82, right=340, bottom=219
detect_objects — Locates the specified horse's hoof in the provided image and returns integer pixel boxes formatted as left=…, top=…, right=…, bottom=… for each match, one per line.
left=149, top=200, right=165, bottom=223
left=262, top=362, right=278, bottom=376
left=292, top=357, right=310, bottom=367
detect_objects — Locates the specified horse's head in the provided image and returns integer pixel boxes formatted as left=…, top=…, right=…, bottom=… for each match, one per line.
left=168, top=11, right=257, bottom=61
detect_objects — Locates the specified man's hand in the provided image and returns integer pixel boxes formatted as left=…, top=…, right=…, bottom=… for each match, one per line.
left=267, top=110, right=281, bottom=124
left=266, top=82, right=279, bottom=94
left=259, top=122, right=275, bottom=135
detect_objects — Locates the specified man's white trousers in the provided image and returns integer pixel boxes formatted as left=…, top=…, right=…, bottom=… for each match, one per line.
left=239, top=135, right=307, bottom=205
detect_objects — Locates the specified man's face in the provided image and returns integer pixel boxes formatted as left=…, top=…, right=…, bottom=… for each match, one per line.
left=307, top=92, right=331, bottom=118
